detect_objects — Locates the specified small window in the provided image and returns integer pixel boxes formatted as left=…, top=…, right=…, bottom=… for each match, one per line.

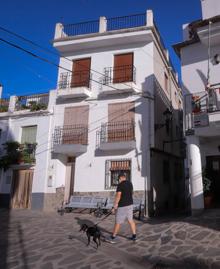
left=105, top=159, right=131, bottom=189
left=21, top=126, right=37, bottom=144
left=164, top=73, right=169, bottom=92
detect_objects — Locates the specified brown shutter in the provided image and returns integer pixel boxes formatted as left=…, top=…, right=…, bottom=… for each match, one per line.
left=108, top=102, right=135, bottom=122
left=108, top=102, right=135, bottom=142
left=71, top=58, right=91, bottom=87
left=113, top=53, right=133, bottom=83
left=110, top=160, right=131, bottom=171
left=63, top=106, right=89, bottom=144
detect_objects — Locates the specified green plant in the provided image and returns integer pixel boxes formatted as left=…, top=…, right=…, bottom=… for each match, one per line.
left=202, top=168, right=212, bottom=196
left=0, top=141, right=21, bottom=170
left=0, top=106, right=8, bottom=112
left=29, top=101, right=47, bottom=111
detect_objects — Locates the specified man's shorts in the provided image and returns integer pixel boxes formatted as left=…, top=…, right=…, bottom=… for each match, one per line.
left=115, top=204, right=133, bottom=224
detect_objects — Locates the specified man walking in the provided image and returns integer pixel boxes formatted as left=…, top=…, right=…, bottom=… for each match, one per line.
left=108, top=172, right=136, bottom=243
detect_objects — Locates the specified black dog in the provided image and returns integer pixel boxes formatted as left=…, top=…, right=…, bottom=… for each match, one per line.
left=80, top=224, right=101, bottom=249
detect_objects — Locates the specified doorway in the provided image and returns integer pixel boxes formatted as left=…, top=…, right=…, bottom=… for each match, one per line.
left=64, top=157, right=76, bottom=203
left=10, top=169, right=34, bottom=209
left=206, top=156, right=220, bottom=207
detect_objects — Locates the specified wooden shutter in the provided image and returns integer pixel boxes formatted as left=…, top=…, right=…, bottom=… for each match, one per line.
left=71, top=58, right=91, bottom=87
left=63, top=106, right=89, bottom=144
left=113, top=53, right=133, bottom=83
left=108, top=102, right=135, bottom=142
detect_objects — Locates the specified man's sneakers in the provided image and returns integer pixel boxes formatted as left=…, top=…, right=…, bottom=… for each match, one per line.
left=105, top=235, right=118, bottom=244
left=128, top=234, right=138, bottom=242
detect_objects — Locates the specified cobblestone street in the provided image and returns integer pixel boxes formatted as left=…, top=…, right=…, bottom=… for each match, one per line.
left=1, top=209, right=220, bottom=269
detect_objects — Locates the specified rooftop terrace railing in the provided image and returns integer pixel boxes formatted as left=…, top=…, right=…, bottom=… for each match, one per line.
left=107, top=13, right=146, bottom=31
left=63, top=20, right=99, bottom=37
left=15, top=93, right=49, bottom=111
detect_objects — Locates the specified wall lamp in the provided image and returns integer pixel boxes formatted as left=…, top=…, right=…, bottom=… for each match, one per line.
left=155, top=108, right=173, bottom=132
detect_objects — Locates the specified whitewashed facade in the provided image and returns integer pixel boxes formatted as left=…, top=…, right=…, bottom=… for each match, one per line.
left=174, top=0, right=220, bottom=214
left=0, top=10, right=184, bottom=214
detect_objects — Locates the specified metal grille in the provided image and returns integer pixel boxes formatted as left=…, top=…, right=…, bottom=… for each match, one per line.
left=53, top=125, right=88, bottom=146
left=19, top=143, right=37, bottom=163
left=107, top=13, right=146, bottom=31
left=105, top=159, right=131, bottom=190
left=63, top=20, right=99, bottom=37
left=58, top=72, right=92, bottom=89
left=16, top=93, right=49, bottom=111
left=103, top=65, right=136, bottom=85
left=100, top=120, right=135, bottom=143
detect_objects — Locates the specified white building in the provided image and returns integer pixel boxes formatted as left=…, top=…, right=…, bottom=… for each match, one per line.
left=174, top=0, right=220, bottom=214
left=0, top=10, right=184, bottom=215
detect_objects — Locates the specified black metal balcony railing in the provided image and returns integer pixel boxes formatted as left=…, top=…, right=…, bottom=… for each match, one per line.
left=103, top=65, right=136, bottom=85
left=58, top=72, right=92, bottom=89
left=53, top=125, right=88, bottom=146
left=100, top=121, right=135, bottom=143
left=63, top=20, right=99, bottom=37
left=0, top=98, right=9, bottom=113
left=107, top=13, right=146, bottom=31
left=16, top=93, right=49, bottom=111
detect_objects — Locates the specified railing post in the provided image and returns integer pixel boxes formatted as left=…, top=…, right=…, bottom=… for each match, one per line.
left=99, top=16, right=107, bottom=33
left=8, top=96, right=17, bottom=113
left=54, top=23, right=64, bottom=39
left=146, top=10, right=154, bottom=27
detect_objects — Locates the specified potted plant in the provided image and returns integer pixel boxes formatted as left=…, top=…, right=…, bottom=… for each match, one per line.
left=202, top=168, right=213, bottom=208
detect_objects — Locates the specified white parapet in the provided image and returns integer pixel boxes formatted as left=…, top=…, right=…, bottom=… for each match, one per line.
left=54, top=23, right=64, bottom=39
left=8, top=96, right=17, bottom=113
left=99, top=16, right=107, bottom=33
left=146, top=10, right=154, bottom=27
left=187, top=135, right=204, bottom=214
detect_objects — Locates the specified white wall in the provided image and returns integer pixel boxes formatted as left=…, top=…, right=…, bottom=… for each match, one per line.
left=201, top=0, right=220, bottom=19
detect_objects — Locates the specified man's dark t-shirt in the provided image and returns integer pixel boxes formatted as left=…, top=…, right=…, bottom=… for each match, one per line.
left=116, top=180, right=133, bottom=207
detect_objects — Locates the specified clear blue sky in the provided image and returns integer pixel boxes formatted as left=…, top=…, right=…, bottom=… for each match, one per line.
left=0, top=0, right=201, bottom=97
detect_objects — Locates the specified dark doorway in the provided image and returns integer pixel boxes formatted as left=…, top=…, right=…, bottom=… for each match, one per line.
left=206, top=156, right=220, bottom=207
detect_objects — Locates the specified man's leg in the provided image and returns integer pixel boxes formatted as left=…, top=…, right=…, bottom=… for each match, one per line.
left=112, top=223, right=120, bottom=237
left=127, top=219, right=136, bottom=235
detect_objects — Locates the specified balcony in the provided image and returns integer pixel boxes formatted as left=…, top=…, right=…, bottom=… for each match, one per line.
left=15, top=93, right=49, bottom=112
left=52, top=125, right=88, bottom=156
left=0, top=98, right=9, bottom=113
left=100, top=65, right=139, bottom=95
left=185, top=85, right=220, bottom=136
left=97, top=121, right=136, bottom=151
left=57, top=72, right=92, bottom=99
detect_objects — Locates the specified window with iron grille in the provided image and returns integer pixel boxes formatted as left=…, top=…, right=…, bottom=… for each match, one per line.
left=105, top=159, right=131, bottom=189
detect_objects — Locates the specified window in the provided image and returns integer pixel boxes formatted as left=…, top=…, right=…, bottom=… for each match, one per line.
left=163, top=160, right=170, bottom=184
left=113, top=53, right=133, bottom=83
left=71, top=58, right=91, bottom=88
left=21, top=126, right=37, bottom=144
left=105, top=159, right=131, bottom=189
left=107, top=102, right=135, bottom=142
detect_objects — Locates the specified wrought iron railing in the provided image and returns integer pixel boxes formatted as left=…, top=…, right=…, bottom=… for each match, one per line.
left=53, top=125, right=88, bottom=146
left=103, top=65, right=136, bottom=85
left=58, top=72, right=92, bottom=89
left=63, top=20, right=99, bottom=37
left=99, top=121, right=135, bottom=143
left=19, top=143, right=37, bottom=164
left=0, top=98, right=9, bottom=112
left=185, top=87, right=220, bottom=131
left=16, top=93, right=49, bottom=111
left=107, top=13, right=146, bottom=31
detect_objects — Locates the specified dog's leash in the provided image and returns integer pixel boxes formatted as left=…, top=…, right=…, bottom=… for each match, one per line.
left=95, top=210, right=113, bottom=226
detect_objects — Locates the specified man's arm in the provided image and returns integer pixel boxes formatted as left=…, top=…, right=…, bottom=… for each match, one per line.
left=113, top=192, right=121, bottom=210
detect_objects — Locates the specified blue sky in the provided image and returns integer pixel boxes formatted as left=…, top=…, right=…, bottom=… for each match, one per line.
left=0, top=0, right=201, bottom=97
